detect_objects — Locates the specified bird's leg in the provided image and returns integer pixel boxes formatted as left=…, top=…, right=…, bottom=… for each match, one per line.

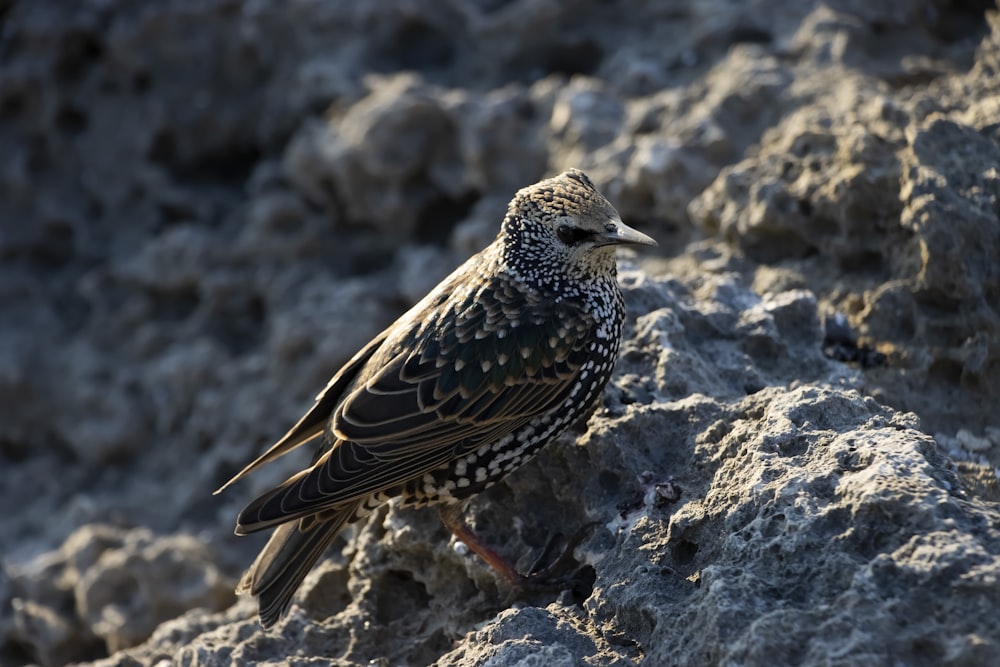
left=439, top=504, right=526, bottom=583
left=438, top=504, right=596, bottom=587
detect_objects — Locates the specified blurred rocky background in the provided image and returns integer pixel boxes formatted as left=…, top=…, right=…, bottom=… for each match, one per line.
left=1, top=0, right=998, bottom=665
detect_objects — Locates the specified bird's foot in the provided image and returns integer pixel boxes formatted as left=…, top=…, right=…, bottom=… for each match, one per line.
left=518, top=521, right=601, bottom=590
left=439, top=505, right=598, bottom=590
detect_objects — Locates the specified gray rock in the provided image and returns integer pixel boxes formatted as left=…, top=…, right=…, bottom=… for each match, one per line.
left=436, top=606, right=637, bottom=667
left=284, top=74, right=466, bottom=237
left=395, top=244, right=459, bottom=306
left=7, top=525, right=234, bottom=665
left=2, top=0, right=999, bottom=665
left=35, top=269, right=997, bottom=667
left=688, top=8, right=1000, bottom=437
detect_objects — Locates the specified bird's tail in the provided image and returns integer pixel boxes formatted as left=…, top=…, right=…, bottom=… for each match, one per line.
left=238, top=503, right=359, bottom=628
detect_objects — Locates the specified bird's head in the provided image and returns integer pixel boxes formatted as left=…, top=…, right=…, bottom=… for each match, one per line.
left=499, top=169, right=657, bottom=285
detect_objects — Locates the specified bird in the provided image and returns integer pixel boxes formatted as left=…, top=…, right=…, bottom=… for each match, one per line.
left=215, top=168, right=657, bottom=628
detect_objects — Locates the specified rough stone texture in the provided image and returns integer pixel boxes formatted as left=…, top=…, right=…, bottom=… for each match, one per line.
left=688, top=5, right=1000, bottom=436
left=2, top=0, right=1000, bottom=666
left=6, top=526, right=234, bottom=666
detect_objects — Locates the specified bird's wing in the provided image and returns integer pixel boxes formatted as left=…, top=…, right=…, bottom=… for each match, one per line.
left=214, top=329, right=391, bottom=494
left=235, top=291, right=597, bottom=531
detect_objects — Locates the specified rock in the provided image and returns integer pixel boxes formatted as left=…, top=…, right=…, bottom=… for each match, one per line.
left=688, top=8, right=1000, bottom=438
left=265, top=273, right=399, bottom=395
left=395, top=244, right=458, bottom=306
left=2, top=0, right=1000, bottom=665
left=6, top=525, right=234, bottom=665
left=550, top=77, right=626, bottom=164
left=52, top=269, right=1000, bottom=667
left=237, top=190, right=320, bottom=262
left=935, top=431, right=959, bottom=451
left=688, top=96, right=906, bottom=265
left=454, top=84, right=550, bottom=195
left=953, top=461, right=1000, bottom=504
left=957, top=429, right=993, bottom=453
left=449, top=194, right=511, bottom=258
left=436, top=606, right=637, bottom=667
left=284, top=74, right=467, bottom=237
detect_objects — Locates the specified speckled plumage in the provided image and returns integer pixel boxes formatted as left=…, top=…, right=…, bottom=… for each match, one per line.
left=217, top=169, right=656, bottom=628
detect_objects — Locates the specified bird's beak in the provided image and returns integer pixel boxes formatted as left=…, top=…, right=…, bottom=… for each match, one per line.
left=596, top=220, right=658, bottom=247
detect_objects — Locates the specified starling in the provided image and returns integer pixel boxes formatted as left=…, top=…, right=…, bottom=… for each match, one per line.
left=216, top=169, right=656, bottom=627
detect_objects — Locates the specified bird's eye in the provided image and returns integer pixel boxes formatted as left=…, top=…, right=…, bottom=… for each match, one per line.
left=556, top=225, right=594, bottom=245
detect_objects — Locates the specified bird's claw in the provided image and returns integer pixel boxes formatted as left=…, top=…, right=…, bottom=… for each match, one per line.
left=517, top=521, right=601, bottom=587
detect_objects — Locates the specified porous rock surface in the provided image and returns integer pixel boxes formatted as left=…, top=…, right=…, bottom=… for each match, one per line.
left=2, top=1, right=999, bottom=666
